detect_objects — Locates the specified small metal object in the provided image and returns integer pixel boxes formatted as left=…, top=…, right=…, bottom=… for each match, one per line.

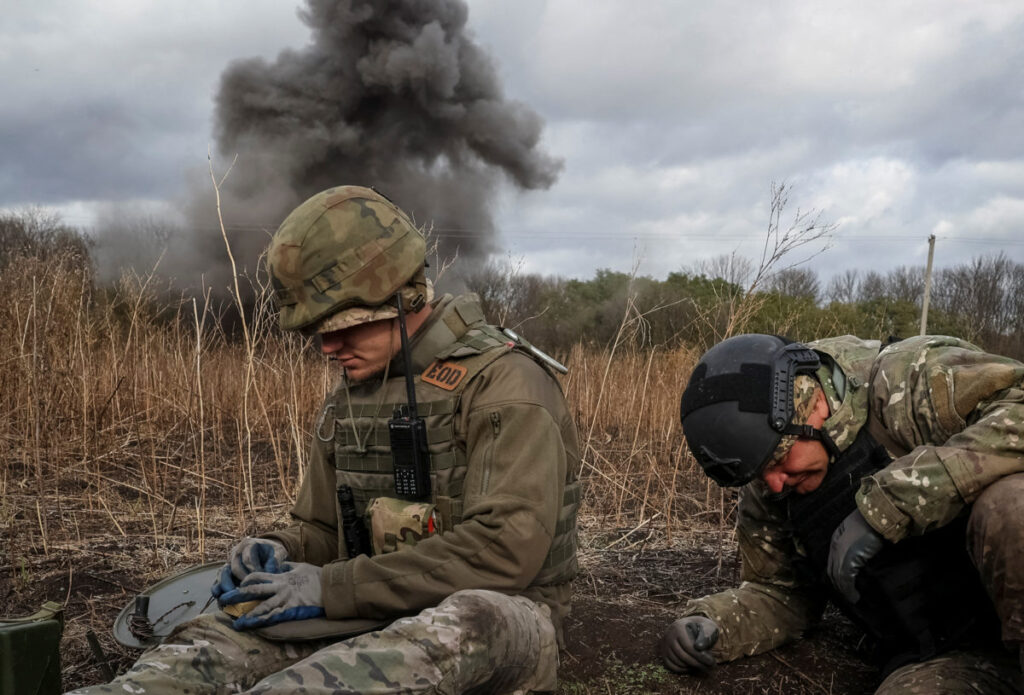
left=502, top=328, right=568, bottom=374
left=316, top=403, right=336, bottom=442
left=128, top=595, right=154, bottom=641
left=86, top=629, right=115, bottom=681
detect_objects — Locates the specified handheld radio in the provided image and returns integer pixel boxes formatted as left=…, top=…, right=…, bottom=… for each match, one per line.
left=389, top=293, right=431, bottom=499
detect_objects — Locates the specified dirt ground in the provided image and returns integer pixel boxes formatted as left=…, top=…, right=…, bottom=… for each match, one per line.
left=1, top=511, right=879, bottom=695
left=559, top=526, right=877, bottom=694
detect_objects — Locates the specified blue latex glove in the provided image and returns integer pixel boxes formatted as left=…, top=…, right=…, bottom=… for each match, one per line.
left=219, top=561, right=325, bottom=630
left=828, top=509, right=885, bottom=603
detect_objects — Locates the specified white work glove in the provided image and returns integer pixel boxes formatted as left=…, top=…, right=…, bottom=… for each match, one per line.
left=211, top=537, right=289, bottom=601
left=220, top=561, right=325, bottom=629
left=228, top=537, right=288, bottom=582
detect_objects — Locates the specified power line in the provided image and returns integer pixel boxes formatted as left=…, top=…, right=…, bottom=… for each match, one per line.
left=44, top=216, right=1024, bottom=247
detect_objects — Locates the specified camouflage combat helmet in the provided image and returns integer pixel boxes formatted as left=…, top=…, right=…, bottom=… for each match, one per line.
left=267, top=186, right=429, bottom=333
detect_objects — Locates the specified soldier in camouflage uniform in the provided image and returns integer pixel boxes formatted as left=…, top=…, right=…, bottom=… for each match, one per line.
left=663, top=334, right=1023, bottom=693
left=69, top=186, right=580, bottom=694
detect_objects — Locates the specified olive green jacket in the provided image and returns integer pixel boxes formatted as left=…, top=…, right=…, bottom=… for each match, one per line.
left=682, top=335, right=1024, bottom=661
left=265, top=294, right=580, bottom=638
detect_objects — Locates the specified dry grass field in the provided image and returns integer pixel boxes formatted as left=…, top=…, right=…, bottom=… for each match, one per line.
left=1, top=248, right=875, bottom=693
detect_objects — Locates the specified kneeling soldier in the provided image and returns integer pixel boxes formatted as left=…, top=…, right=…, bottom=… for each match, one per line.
left=664, top=334, right=1023, bottom=693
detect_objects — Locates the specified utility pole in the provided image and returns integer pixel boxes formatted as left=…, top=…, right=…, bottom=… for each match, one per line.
left=920, top=234, right=936, bottom=336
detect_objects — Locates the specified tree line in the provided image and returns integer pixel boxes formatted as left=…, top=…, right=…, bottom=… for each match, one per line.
left=3, top=209, right=1021, bottom=362
left=461, top=253, right=1024, bottom=361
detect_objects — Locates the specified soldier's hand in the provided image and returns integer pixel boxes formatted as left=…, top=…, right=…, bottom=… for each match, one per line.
left=660, top=616, right=719, bottom=673
left=221, top=561, right=325, bottom=630
left=212, top=538, right=289, bottom=600
left=828, top=509, right=884, bottom=603
left=228, top=538, right=288, bottom=582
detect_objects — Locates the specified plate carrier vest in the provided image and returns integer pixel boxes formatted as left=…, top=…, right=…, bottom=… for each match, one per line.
left=316, top=301, right=580, bottom=588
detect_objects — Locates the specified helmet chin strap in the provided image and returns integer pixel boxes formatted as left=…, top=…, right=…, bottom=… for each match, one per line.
left=780, top=423, right=841, bottom=460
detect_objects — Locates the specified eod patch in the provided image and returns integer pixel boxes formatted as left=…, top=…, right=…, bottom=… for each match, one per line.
left=421, top=360, right=468, bottom=391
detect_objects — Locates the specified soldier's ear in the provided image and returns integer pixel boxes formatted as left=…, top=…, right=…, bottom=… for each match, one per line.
left=813, top=387, right=830, bottom=419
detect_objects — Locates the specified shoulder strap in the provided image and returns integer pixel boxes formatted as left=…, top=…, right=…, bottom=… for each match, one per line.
left=0, top=601, right=63, bottom=625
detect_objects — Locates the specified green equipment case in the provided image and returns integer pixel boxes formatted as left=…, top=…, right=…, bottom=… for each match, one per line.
left=0, top=601, right=64, bottom=695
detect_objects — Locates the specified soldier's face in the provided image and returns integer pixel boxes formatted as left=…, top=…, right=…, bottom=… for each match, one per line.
left=319, top=319, right=399, bottom=382
left=760, top=388, right=831, bottom=494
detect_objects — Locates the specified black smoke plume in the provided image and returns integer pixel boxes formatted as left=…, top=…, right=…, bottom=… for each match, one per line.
left=174, top=0, right=561, bottom=294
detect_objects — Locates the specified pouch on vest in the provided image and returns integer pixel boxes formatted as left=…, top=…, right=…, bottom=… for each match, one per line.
left=367, top=497, right=437, bottom=555
left=0, top=601, right=63, bottom=695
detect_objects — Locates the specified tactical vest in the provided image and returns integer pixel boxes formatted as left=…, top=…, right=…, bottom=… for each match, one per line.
left=316, top=319, right=580, bottom=588
left=788, top=425, right=999, bottom=673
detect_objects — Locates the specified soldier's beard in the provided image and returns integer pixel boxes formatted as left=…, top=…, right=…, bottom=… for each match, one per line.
left=342, top=364, right=386, bottom=384
left=334, top=323, right=401, bottom=384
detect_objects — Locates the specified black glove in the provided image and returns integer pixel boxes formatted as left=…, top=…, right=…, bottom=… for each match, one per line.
left=827, top=509, right=884, bottom=604
left=660, top=616, right=719, bottom=673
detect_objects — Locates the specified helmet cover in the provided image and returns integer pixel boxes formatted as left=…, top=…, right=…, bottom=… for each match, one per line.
left=267, top=186, right=427, bottom=333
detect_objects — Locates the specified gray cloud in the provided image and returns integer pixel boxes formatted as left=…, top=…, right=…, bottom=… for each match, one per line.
left=4, top=0, right=1024, bottom=289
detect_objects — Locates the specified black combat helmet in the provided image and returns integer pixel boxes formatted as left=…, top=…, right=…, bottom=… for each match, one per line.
left=680, top=334, right=824, bottom=486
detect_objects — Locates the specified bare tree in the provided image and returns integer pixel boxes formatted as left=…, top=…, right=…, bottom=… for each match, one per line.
left=766, top=267, right=820, bottom=302
left=460, top=254, right=559, bottom=329
left=715, top=182, right=836, bottom=339
left=745, top=182, right=836, bottom=294
left=826, top=269, right=859, bottom=304
left=931, top=253, right=1015, bottom=344
left=691, top=252, right=753, bottom=290
left=1008, top=263, right=1024, bottom=337
left=885, top=265, right=925, bottom=305
left=857, top=271, right=887, bottom=302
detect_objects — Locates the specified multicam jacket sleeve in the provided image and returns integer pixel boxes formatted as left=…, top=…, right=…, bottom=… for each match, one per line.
left=680, top=484, right=827, bottom=662
left=855, top=336, right=1024, bottom=542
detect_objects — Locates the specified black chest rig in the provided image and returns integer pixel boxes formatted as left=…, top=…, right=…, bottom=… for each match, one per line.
left=788, top=426, right=999, bottom=673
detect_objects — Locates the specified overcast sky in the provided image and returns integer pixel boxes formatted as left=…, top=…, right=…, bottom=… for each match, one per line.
left=4, top=0, right=1024, bottom=285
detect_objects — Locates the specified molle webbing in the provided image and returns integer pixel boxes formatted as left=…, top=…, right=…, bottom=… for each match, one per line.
left=332, top=383, right=468, bottom=524
left=534, top=480, right=582, bottom=586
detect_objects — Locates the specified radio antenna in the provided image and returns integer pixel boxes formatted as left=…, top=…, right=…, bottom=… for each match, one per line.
left=394, top=293, right=418, bottom=417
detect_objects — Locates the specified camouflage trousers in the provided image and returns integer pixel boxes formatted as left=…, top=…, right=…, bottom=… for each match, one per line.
left=66, top=589, right=558, bottom=695
left=876, top=650, right=1021, bottom=694
left=875, top=473, right=1024, bottom=694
